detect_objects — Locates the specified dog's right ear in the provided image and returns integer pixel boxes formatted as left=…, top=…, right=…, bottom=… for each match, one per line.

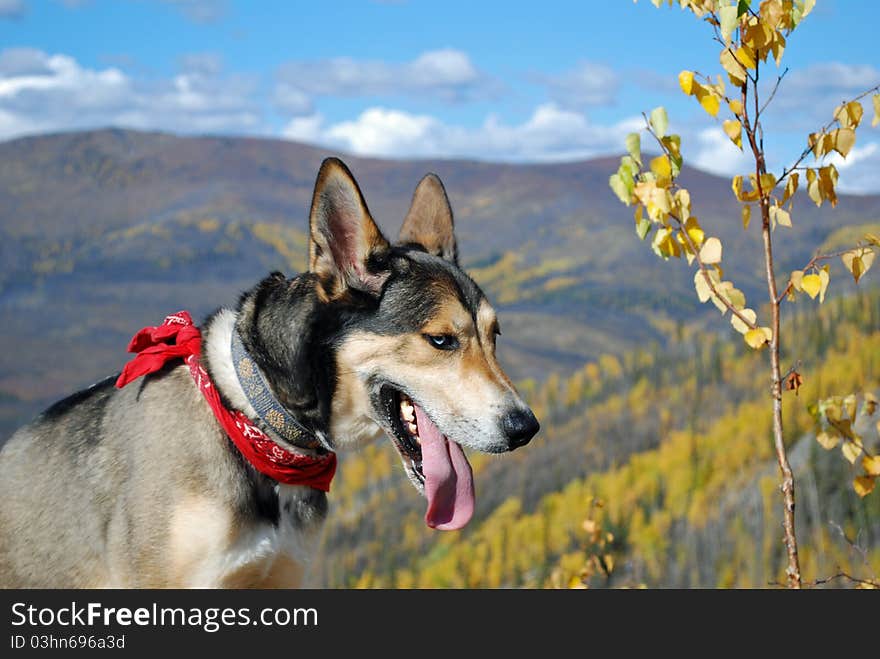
left=308, top=158, right=391, bottom=300
left=398, top=173, right=458, bottom=264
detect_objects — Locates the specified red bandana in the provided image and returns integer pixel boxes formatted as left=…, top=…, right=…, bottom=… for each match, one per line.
left=115, top=311, right=337, bottom=491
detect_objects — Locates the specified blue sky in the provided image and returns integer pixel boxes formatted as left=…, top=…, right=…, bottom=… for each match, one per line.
left=1, top=0, right=878, bottom=191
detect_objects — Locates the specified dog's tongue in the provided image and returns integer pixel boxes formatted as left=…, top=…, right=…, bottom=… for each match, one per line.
left=414, top=404, right=474, bottom=530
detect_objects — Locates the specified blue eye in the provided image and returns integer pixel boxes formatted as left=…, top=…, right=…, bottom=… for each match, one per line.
left=424, top=334, right=459, bottom=350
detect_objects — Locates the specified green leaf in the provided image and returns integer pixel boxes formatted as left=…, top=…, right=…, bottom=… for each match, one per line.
left=636, top=216, right=652, bottom=241
left=609, top=173, right=631, bottom=205
left=625, top=133, right=642, bottom=167
left=650, top=106, right=668, bottom=139
left=719, top=4, right=739, bottom=43
left=737, top=0, right=751, bottom=17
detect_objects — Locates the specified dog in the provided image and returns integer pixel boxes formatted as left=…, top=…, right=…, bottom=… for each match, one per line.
left=0, top=157, right=539, bottom=588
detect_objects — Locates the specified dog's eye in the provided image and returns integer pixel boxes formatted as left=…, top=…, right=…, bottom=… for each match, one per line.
left=424, top=334, right=459, bottom=350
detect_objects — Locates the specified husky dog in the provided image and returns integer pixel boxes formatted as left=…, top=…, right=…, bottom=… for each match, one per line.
left=0, top=158, right=539, bottom=588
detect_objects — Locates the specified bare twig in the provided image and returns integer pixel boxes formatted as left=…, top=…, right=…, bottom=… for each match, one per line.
left=777, top=83, right=880, bottom=184
left=775, top=248, right=854, bottom=304
left=758, top=68, right=789, bottom=119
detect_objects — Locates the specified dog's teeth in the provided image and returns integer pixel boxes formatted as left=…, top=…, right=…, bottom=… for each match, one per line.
left=407, top=421, right=419, bottom=436
left=400, top=398, right=415, bottom=421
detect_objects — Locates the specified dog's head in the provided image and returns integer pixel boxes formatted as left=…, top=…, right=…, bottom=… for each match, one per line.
left=309, top=157, right=539, bottom=529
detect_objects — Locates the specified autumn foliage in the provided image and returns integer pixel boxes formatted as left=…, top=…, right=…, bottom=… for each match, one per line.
left=609, top=0, right=879, bottom=587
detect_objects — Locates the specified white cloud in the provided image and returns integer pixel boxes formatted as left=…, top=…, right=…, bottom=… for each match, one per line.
left=535, top=61, right=618, bottom=108
left=0, top=48, right=261, bottom=139
left=0, top=0, right=25, bottom=19
left=826, top=142, right=880, bottom=194
left=690, top=126, right=752, bottom=177
left=283, top=103, right=639, bottom=162
left=275, top=49, right=497, bottom=104
left=769, top=62, right=880, bottom=128
left=160, top=0, right=226, bottom=24
left=0, top=0, right=27, bottom=20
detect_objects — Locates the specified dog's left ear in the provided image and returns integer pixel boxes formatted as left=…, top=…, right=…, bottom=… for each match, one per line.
left=398, top=173, right=458, bottom=264
left=309, top=157, right=391, bottom=299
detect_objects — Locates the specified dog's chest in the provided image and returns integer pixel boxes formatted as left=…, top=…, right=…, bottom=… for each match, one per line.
left=167, top=487, right=324, bottom=588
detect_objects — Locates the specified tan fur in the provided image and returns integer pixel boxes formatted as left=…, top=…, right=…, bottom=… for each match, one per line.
left=399, top=174, right=457, bottom=261
left=332, top=291, right=520, bottom=454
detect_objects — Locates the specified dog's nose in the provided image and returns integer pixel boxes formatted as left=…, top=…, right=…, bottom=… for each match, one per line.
left=502, top=408, right=540, bottom=449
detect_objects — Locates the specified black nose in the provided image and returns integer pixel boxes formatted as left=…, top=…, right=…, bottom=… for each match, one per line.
left=502, top=408, right=540, bottom=449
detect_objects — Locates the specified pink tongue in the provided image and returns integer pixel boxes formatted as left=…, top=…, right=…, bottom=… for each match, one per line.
left=414, top=404, right=475, bottom=530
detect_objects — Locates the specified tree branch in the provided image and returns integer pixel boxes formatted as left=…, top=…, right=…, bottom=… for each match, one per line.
left=640, top=113, right=758, bottom=331
left=776, top=83, right=880, bottom=184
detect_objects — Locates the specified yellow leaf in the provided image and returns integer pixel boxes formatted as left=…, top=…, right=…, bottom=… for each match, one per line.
left=873, top=94, right=880, bottom=127
left=732, top=175, right=744, bottom=201
left=729, top=99, right=744, bottom=116
left=769, top=29, right=786, bottom=66
left=770, top=205, right=792, bottom=229
left=829, top=127, right=856, bottom=158
left=806, top=168, right=822, bottom=206
left=676, top=188, right=691, bottom=220
left=801, top=273, right=821, bottom=299
left=789, top=270, right=804, bottom=292
left=854, top=476, right=875, bottom=498
left=744, top=327, right=772, bottom=349
left=742, top=204, right=751, bottom=230
left=720, top=49, right=747, bottom=87
left=723, top=119, right=742, bottom=148
left=816, top=431, right=840, bottom=450
left=694, top=270, right=713, bottom=303
left=842, top=440, right=862, bottom=464
left=834, top=101, right=864, bottom=130
left=698, top=89, right=720, bottom=117
left=759, top=172, right=777, bottom=195
left=678, top=70, right=696, bottom=95
left=863, top=455, right=880, bottom=477
left=818, top=165, right=839, bottom=208
left=650, top=155, right=672, bottom=180
left=819, top=266, right=830, bottom=303
left=781, top=172, right=799, bottom=205
left=760, top=0, right=785, bottom=29
left=731, top=307, right=757, bottom=334
left=684, top=216, right=704, bottom=247
left=735, top=44, right=756, bottom=69
left=842, top=250, right=863, bottom=283
left=699, top=237, right=723, bottom=264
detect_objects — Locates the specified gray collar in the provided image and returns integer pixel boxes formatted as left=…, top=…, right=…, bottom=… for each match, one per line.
left=230, top=329, right=322, bottom=452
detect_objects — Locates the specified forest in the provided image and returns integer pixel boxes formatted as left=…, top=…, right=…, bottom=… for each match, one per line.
left=312, top=287, right=880, bottom=588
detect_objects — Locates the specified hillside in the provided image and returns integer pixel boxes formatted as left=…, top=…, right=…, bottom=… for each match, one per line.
left=2, top=128, right=879, bottom=442
left=312, top=289, right=880, bottom=588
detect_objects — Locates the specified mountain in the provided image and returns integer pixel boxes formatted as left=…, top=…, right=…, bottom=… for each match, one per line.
left=2, top=128, right=879, bottom=442
left=1, top=128, right=879, bottom=588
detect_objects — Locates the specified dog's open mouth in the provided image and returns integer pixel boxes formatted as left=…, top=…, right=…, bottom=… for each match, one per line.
left=380, top=385, right=475, bottom=530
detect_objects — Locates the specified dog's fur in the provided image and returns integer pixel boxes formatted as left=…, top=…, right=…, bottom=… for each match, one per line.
left=0, top=158, right=538, bottom=588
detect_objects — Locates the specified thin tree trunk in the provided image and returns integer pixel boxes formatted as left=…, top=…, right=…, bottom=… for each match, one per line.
left=761, top=212, right=802, bottom=589
left=745, top=68, right=803, bottom=588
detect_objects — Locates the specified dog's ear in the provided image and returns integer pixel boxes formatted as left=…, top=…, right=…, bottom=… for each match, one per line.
left=308, top=157, right=391, bottom=299
left=398, top=173, right=458, bottom=264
